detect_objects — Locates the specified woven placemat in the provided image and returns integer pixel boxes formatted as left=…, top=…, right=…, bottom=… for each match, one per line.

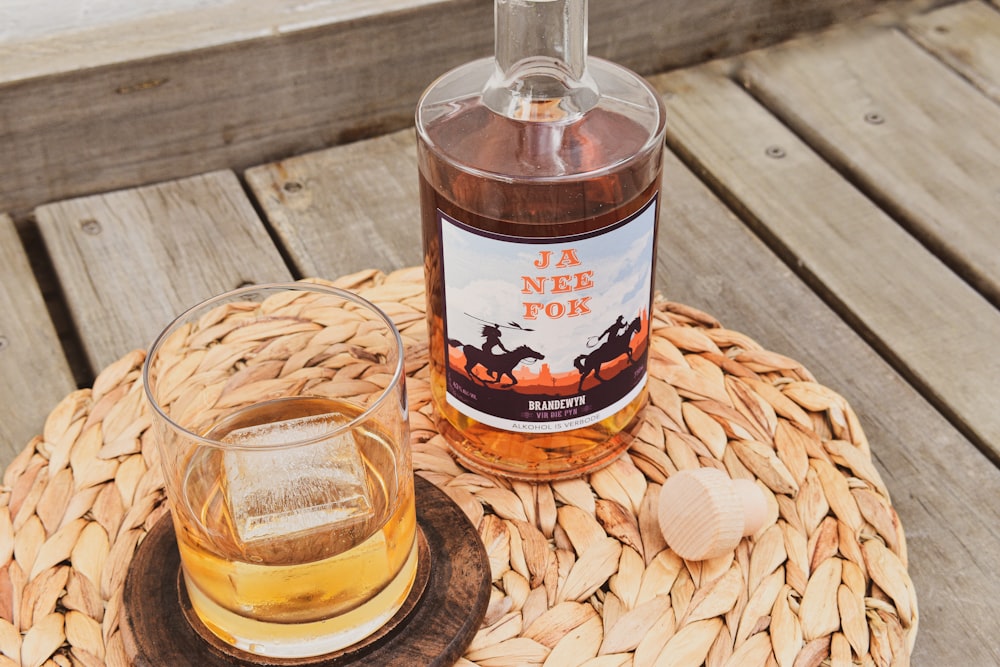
left=0, top=267, right=917, bottom=667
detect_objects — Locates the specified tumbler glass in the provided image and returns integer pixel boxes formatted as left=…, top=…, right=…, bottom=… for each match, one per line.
left=143, top=282, right=415, bottom=659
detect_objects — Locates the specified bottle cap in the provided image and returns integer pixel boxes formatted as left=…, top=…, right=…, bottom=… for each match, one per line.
left=657, top=468, right=767, bottom=561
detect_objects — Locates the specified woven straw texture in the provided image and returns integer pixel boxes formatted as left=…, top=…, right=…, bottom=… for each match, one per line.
left=0, top=267, right=917, bottom=667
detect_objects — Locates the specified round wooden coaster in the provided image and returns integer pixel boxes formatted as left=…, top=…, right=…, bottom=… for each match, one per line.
left=121, top=475, right=490, bottom=666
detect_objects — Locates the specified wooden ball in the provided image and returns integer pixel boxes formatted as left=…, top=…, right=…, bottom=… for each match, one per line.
left=657, top=468, right=767, bottom=561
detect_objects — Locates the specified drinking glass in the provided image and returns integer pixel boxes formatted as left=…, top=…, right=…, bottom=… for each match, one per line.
left=143, top=282, right=415, bottom=659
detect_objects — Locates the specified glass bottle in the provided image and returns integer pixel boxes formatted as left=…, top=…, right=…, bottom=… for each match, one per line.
left=415, top=0, right=666, bottom=480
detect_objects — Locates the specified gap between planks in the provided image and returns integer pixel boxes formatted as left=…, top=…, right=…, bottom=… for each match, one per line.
left=0, top=213, right=76, bottom=463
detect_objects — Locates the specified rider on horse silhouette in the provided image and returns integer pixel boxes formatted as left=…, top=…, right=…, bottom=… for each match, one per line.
left=447, top=315, right=544, bottom=387
left=575, top=313, right=642, bottom=391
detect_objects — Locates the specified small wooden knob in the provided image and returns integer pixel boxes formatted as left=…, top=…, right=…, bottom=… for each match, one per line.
left=657, top=468, right=767, bottom=561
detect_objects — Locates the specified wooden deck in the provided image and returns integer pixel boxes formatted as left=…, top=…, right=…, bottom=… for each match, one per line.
left=1, top=1, right=999, bottom=664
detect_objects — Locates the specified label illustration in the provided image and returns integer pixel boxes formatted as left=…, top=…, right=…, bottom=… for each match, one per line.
left=439, top=195, right=658, bottom=433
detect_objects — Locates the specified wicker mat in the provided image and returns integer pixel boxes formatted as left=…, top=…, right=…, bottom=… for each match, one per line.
left=0, top=267, right=917, bottom=667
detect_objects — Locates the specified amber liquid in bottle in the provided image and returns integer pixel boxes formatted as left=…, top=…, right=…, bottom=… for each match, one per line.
left=416, top=0, right=666, bottom=480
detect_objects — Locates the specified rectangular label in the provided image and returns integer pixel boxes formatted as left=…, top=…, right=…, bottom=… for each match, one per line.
left=439, top=194, right=658, bottom=433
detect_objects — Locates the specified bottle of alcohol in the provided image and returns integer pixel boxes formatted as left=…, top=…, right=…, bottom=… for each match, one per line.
left=416, top=0, right=666, bottom=480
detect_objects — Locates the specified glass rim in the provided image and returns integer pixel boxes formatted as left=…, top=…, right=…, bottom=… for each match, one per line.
left=141, top=281, right=406, bottom=451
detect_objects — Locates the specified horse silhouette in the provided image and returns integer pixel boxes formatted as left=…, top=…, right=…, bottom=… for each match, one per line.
left=448, top=340, right=544, bottom=387
left=574, top=316, right=642, bottom=391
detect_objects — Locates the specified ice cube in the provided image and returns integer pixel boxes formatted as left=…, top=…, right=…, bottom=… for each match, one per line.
left=221, top=414, right=373, bottom=545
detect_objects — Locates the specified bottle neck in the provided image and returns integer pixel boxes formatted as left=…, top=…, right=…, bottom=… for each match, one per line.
left=484, top=0, right=599, bottom=121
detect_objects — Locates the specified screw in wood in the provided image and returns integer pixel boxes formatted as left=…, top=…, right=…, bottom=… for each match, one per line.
left=80, top=219, right=103, bottom=235
left=864, top=111, right=885, bottom=125
left=765, top=145, right=786, bottom=159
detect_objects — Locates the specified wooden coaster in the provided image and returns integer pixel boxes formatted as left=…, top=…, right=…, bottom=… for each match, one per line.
left=121, top=475, right=490, bottom=666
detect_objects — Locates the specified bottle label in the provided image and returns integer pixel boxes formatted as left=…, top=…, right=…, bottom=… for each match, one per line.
left=439, top=194, right=657, bottom=433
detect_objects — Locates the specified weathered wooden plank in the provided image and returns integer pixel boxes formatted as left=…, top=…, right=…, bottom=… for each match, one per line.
left=34, top=171, right=293, bottom=373
left=245, top=130, right=423, bottom=278
left=905, top=0, right=1000, bottom=103
left=651, top=64, right=1000, bottom=463
left=0, top=214, right=76, bottom=465
left=736, top=24, right=1000, bottom=308
left=243, top=122, right=1000, bottom=664
left=0, top=0, right=928, bottom=216
left=655, top=145, right=1000, bottom=667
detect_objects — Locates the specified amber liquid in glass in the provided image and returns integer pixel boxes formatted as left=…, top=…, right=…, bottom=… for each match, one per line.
left=419, top=98, right=663, bottom=479
left=176, top=396, right=417, bottom=656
